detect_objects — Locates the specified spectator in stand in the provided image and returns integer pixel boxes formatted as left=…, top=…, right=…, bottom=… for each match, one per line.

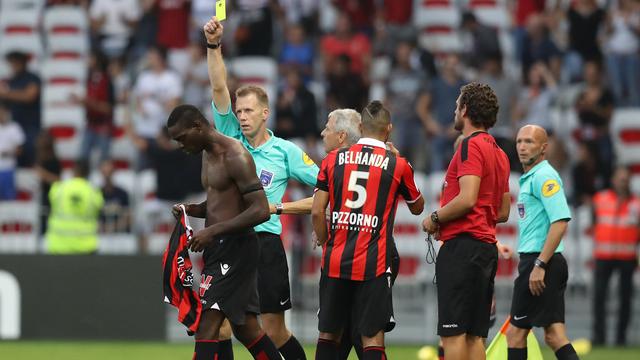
left=235, top=0, right=275, bottom=56
left=326, top=54, right=368, bottom=112
left=73, top=51, right=115, bottom=166
left=372, top=0, right=414, bottom=56
left=563, top=0, right=606, bottom=83
left=321, top=11, right=371, bottom=79
left=0, top=51, right=41, bottom=167
left=574, top=60, right=615, bottom=189
left=417, top=53, right=466, bottom=172
left=513, top=61, right=557, bottom=133
left=131, top=46, right=182, bottom=171
left=512, top=0, right=547, bottom=62
left=99, top=159, right=130, bottom=233
left=154, top=0, right=191, bottom=76
left=385, top=40, right=429, bottom=167
left=603, top=0, right=640, bottom=106
left=279, top=22, right=315, bottom=82
left=333, top=0, right=375, bottom=34
left=460, top=12, right=502, bottom=70
left=478, top=55, right=520, bottom=170
left=520, top=14, right=562, bottom=82
left=89, top=0, right=141, bottom=59
left=275, top=68, right=319, bottom=154
left=277, top=0, right=319, bottom=35
left=108, top=57, right=131, bottom=105
left=183, top=40, right=211, bottom=117
left=34, top=132, right=61, bottom=234
left=191, top=0, right=216, bottom=42
left=571, top=142, right=599, bottom=206
left=0, top=102, right=25, bottom=200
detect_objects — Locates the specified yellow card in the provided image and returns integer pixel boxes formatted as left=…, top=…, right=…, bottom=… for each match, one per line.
left=215, top=0, right=226, bottom=21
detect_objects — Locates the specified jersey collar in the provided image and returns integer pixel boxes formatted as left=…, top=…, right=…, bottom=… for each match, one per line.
left=357, top=137, right=386, bottom=149
left=521, top=160, right=549, bottom=181
left=243, top=129, right=276, bottom=152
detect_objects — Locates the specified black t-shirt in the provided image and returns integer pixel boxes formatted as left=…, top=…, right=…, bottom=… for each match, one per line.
left=8, top=70, right=41, bottom=129
left=578, top=88, right=614, bottom=128
left=568, top=7, right=605, bottom=60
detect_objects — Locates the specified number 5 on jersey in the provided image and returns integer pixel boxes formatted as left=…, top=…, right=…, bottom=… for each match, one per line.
left=345, top=171, right=369, bottom=209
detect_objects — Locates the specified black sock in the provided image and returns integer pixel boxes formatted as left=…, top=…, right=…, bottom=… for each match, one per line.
left=218, top=339, right=234, bottom=360
left=194, top=340, right=219, bottom=360
left=438, top=345, right=444, bottom=360
left=247, top=333, right=280, bottom=360
left=337, top=331, right=352, bottom=360
left=315, top=339, right=338, bottom=360
left=278, top=335, right=307, bottom=360
left=363, top=346, right=386, bottom=360
left=555, top=343, right=580, bottom=360
left=507, top=347, right=527, bottom=360
left=352, top=337, right=363, bottom=359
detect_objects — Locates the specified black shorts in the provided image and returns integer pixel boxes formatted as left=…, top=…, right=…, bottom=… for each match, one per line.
left=200, top=230, right=260, bottom=325
left=256, top=232, right=291, bottom=313
left=318, top=271, right=395, bottom=338
left=510, top=253, right=568, bottom=329
left=436, top=233, right=498, bottom=337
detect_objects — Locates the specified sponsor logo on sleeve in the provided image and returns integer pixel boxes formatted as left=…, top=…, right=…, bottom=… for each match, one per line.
left=302, top=152, right=315, bottom=166
left=542, top=179, right=560, bottom=197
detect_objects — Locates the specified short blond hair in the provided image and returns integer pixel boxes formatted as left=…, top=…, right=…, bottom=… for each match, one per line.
left=236, top=85, right=269, bottom=108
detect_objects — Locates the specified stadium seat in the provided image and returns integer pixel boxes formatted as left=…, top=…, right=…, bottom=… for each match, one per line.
left=46, top=34, right=90, bottom=59
left=0, top=59, right=10, bottom=81
left=0, top=0, right=46, bottom=11
left=109, top=127, right=136, bottom=170
left=0, top=201, right=39, bottom=253
left=42, top=106, right=85, bottom=128
left=611, top=108, right=640, bottom=166
left=0, top=8, right=39, bottom=35
left=467, top=0, right=511, bottom=30
left=15, top=169, right=40, bottom=202
left=41, top=59, right=87, bottom=85
left=414, top=0, right=461, bottom=29
left=49, top=124, right=83, bottom=162
left=43, top=5, right=88, bottom=35
left=0, top=33, right=43, bottom=60
left=418, top=27, right=464, bottom=53
left=42, top=84, right=86, bottom=107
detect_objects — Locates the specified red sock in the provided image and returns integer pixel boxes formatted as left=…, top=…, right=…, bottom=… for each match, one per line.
left=246, top=333, right=280, bottom=360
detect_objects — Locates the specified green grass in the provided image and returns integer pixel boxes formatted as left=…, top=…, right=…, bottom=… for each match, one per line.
left=0, top=341, right=638, bottom=359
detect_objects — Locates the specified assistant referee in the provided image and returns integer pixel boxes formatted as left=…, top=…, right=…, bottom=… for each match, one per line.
left=506, top=125, right=579, bottom=360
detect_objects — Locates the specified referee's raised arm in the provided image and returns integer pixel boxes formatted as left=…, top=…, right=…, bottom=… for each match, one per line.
left=204, top=16, right=231, bottom=113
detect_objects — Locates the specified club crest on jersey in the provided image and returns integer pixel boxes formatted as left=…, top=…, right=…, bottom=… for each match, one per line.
left=259, top=169, right=274, bottom=188
left=517, top=203, right=525, bottom=218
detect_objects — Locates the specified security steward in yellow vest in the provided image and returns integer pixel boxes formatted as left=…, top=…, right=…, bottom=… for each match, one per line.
left=592, top=166, right=640, bottom=346
left=45, top=160, right=104, bottom=254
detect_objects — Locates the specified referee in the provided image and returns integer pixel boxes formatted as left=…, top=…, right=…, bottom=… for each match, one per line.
left=202, top=16, right=316, bottom=360
left=422, top=82, right=510, bottom=360
left=506, top=125, right=579, bottom=360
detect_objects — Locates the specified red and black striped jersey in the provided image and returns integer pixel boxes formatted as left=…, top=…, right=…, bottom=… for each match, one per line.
left=316, top=138, right=422, bottom=281
left=162, top=206, right=202, bottom=335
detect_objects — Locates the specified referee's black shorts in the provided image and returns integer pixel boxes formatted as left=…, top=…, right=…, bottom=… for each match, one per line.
left=256, top=232, right=291, bottom=313
left=510, top=252, right=568, bottom=329
left=436, top=233, right=498, bottom=337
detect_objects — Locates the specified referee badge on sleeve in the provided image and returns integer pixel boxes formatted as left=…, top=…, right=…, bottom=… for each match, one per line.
left=259, top=169, right=274, bottom=188
left=541, top=179, right=560, bottom=197
left=302, top=152, right=315, bottom=166
left=517, top=203, right=525, bottom=218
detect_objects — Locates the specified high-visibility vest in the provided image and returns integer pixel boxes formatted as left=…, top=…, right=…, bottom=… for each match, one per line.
left=592, top=190, right=640, bottom=260
left=45, top=177, right=104, bottom=254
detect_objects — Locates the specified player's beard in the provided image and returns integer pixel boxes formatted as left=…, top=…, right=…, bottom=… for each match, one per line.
left=454, top=115, right=463, bottom=131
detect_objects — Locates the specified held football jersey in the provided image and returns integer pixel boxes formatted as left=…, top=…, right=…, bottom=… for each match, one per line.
left=316, top=138, right=422, bottom=281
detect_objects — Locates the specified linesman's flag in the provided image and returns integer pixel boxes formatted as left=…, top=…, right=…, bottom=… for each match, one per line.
left=486, top=318, right=543, bottom=360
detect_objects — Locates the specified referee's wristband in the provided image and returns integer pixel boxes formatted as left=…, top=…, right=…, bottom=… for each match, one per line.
left=206, top=41, right=221, bottom=49
left=534, top=258, right=547, bottom=269
left=275, top=203, right=283, bottom=215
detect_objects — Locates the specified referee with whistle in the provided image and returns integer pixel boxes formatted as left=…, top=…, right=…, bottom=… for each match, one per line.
left=506, top=124, right=579, bottom=360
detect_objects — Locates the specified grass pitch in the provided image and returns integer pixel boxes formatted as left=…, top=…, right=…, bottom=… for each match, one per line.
left=0, top=341, right=638, bottom=359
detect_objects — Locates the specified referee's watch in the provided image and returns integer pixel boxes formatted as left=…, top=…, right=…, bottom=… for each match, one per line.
left=275, top=203, right=284, bottom=215
left=534, top=258, right=547, bottom=270
left=430, top=211, right=439, bottom=224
